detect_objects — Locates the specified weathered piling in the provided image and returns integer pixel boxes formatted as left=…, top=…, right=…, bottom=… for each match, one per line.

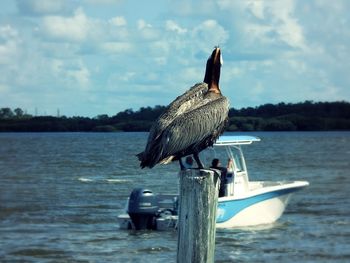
left=177, top=169, right=220, bottom=263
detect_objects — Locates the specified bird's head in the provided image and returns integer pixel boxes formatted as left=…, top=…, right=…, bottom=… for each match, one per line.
left=204, top=47, right=223, bottom=94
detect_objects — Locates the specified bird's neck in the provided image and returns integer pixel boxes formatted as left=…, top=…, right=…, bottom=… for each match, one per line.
left=207, top=66, right=221, bottom=94
left=208, top=84, right=221, bottom=94
left=205, top=50, right=221, bottom=94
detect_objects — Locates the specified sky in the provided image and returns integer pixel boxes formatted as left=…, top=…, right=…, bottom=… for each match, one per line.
left=0, top=0, right=349, bottom=117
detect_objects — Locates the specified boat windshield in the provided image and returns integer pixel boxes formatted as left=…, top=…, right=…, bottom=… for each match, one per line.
left=202, top=144, right=246, bottom=173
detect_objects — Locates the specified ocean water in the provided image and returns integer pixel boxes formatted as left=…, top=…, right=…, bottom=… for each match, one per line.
left=0, top=132, right=349, bottom=262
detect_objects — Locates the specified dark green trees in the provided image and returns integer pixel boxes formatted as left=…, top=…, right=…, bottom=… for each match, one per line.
left=1, top=101, right=349, bottom=132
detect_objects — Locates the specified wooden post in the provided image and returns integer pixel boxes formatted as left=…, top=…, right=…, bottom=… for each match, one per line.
left=177, top=169, right=220, bottom=263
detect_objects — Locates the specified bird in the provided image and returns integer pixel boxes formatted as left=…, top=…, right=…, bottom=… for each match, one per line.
left=137, top=47, right=229, bottom=169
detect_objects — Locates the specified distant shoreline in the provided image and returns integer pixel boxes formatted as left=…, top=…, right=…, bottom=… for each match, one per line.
left=1, top=101, right=350, bottom=132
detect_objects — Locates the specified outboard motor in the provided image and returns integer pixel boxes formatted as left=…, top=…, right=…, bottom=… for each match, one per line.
left=127, top=188, right=159, bottom=230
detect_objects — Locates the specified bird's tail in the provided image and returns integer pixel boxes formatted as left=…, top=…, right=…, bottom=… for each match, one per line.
left=136, top=151, right=156, bottom=169
left=136, top=152, right=146, bottom=168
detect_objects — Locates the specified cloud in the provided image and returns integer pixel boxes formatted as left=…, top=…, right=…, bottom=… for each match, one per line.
left=51, top=58, right=91, bottom=89
left=16, top=0, right=74, bottom=16
left=218, top=0, right=306, bottom=51
left=109, top=16, right=127, bottom=27
left=0, top=24, right=19, bottom=39
left=192, top=20, right=229, bottom=52
left=137, top=19, right=159, bottom=40
left=263, top=0, right=306, bottom=49
left=0, top=83, right=9, bottom=93
left=247, top=0, right=264, bottom=19
left=37, top=8, right=129, bottom=48
left=39, top=8, right=130, bottom=44
left=137, top=19, right=152, bottom=30
left=40, top=8, right=89, bottom=42
left=99, top=41, right=133, bottom=53
left=0, top=25, right=21, bottom=65
left=84, top=0, right=122, bottom=5
left=66, top=62, right=90, bottom=88
left=170, top=0, right=218, bottom=16
left=165, top=20, right=187, bottom=34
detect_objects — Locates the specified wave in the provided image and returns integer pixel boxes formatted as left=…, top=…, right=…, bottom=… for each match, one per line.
left=105, top=179, right=130, bottom=183
left=78, top=177, right=93, bottom=182
left=78, top=177, right=130, bottom=183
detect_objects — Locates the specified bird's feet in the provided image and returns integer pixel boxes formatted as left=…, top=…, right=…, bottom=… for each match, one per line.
left=193, top=153, right=204, bottom=169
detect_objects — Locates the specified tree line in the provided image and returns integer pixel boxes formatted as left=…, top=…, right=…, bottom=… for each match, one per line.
left=1, top=101, right=350, bottom=132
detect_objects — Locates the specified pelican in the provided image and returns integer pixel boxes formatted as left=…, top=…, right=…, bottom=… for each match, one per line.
left=137, top=47, right=229, bottom=169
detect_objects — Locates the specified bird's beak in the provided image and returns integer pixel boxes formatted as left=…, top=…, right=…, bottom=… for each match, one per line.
left=212, top=47, right=221, bottom=67
left=204, top=47, right=222, bottom=94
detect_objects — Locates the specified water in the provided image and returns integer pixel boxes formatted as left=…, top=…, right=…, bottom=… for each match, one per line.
left=0, top=132, right=349, bottom=262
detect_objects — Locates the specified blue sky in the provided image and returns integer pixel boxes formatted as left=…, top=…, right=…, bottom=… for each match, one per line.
left=0, top=0, right=349, bottom=117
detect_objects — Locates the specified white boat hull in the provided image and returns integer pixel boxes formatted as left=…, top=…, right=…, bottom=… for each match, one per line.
left=216, top=193, right=291, bottom=228
left=216, top=181, right=308, bottom=228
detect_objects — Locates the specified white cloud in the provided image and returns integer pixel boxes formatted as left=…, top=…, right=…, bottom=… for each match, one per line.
left=109, top=16, right=127, bottom=27
left=170, top=0, right=218, bottom=16
left=137, top=19, right=159, bottom=40
left=137, top=19, right=152, bottom=30
left=219, top=0, right=306, bottom=50
left=265, top=0, right=306, bottom=49
left=252, top=81, right=264, bottom=96
left=0, top=83, right=9, bottom=93
left=229, top=66, right=243, bottom=78
left=40, top=9, right=130, bottom=45
left=192, top=20, right=229, bottom=52
left=243, top=23, right=274, bottom=44
left=165, top=20, right=187, bottom=34
left=0, top=24, right=18, bottom=39
left=84, top=0, right=121, bottom=5
left=0, top=25, right=21, bottom=64
left=247, top=0, right=264, bottom=19
left=50, top=58, right=63, bottom=73
left=262, top=1, right=306, bottom=50
left=50, top=58, right=91, bottom=89
left=120, top=72, right=136, bottom=82
left=99, top=41, right=133, bottom=53
left=41, top=8, right=89, bottom=42
left=67, top=64, right=90, bottom=88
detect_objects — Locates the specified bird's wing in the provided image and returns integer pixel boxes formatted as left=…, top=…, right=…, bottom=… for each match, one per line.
left=159, top=96, right=229, bottom=159
left=154, top=82, right=208, bottom=132
left=141, top=83, right=208, bottom=154
left=166, top=82, right=208, bottom=115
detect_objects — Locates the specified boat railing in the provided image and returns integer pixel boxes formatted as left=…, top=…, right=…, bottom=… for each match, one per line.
left=224, top=170, right=250, bottom=197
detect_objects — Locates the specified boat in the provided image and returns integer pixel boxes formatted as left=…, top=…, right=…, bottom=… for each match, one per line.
left=118, top=135, right=309, bottom=230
